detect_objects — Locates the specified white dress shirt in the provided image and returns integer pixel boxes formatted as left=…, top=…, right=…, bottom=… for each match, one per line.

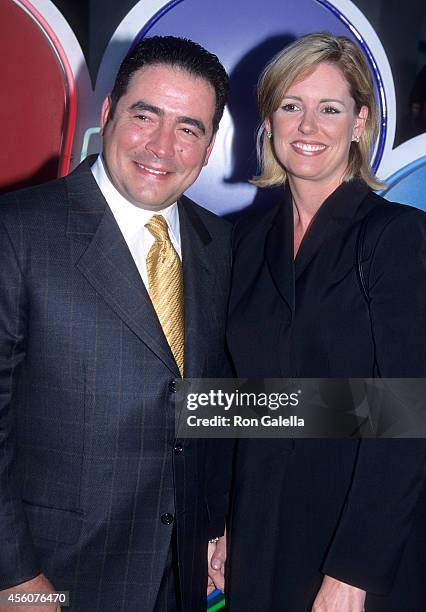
left=91, top=155, right=181, bottom=291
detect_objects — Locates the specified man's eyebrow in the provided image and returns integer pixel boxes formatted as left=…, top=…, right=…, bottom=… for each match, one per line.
left=129, top=101, right=163, bottom=115
left=176, top=116, right=206, bottom=135
left=128, top=102, right=207, bottom=134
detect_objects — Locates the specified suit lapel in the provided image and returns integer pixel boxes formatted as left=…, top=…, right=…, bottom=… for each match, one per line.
left=294, top=179, right=370, bottom=281
left=179, top=197, right=214, bottom=378
left=65, top=158, right=180, bottom=377
left=264, top=180, right=370, bottom=314
left=265, top=188, right=295, bottom=320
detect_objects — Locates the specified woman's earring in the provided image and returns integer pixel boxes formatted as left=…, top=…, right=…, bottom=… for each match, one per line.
left=352, top=135, right=360, bottom=143
left=266, top=131, right=272, bottom=139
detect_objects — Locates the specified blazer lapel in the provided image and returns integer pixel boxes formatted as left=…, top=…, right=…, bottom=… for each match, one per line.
left=66, top=158, right=180, bottom=377
left=265, top=188, right=295, bottom=320
left=294, top=179, right=370, bottom=281
left=178, top=197, right=214, bottom=378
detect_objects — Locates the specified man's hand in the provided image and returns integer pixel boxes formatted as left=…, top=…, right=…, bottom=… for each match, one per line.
left=0, top=574, right=60, bottom=612
left=207, top=529, right=227, bottom=595
left=312, top=575, right=366, bottom=612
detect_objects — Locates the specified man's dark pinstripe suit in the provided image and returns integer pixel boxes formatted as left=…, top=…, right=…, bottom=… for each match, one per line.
left=0, top=157, right=232, bottom=611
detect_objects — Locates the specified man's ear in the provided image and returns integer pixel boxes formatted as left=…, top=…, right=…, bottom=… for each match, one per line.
left=203, top=132, right=217, bottom=167
left=100, top=96, right=112, bottom=135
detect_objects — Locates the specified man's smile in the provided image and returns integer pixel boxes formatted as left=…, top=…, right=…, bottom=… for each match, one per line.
left=135, top=162, right=169, bottom=176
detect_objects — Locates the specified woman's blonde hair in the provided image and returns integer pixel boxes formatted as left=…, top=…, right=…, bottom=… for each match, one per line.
left=252, top=32, right=383, bottom=190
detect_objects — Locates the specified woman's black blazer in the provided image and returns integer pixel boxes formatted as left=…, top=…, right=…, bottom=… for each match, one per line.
left=226, top=179, right=426, bottom=611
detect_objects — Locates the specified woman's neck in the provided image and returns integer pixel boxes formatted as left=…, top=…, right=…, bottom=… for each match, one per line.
left=289, top=175, right=342, bottom=257
left=290, top=175, right=340, bottom=217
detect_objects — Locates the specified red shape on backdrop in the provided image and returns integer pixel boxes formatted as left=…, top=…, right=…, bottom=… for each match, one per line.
left=0, top=0, right=76, bottom=194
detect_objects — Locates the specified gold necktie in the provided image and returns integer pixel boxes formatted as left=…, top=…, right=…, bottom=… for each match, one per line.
left=145, top=215, right=184, bottom=376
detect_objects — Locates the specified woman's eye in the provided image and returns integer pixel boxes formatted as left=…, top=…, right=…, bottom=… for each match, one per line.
left=322, top=106, right=340, bottom=114
left=281, top=103, right=300, bottom=112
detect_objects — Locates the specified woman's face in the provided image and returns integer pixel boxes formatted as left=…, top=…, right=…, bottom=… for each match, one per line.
left=265, top=62, right=368, bottom=188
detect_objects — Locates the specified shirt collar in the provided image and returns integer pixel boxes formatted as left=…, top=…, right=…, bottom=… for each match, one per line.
left=91, top=154, right=180, bottom=242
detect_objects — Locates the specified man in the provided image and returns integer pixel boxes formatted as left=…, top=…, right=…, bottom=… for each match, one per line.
left=0, top=36, right=230, bottom=611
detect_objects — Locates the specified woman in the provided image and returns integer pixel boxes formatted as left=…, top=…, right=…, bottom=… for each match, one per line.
left=226, top=33, right=426, bottom=611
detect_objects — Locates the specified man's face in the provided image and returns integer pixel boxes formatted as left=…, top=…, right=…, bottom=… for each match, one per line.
left=101, top=64, right=217, bottom=210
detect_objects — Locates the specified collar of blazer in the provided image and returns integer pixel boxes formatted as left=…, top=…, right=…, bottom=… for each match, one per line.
left=65, top=155, right=217, bottom=378
left=266, top=178, right=371, bottom=317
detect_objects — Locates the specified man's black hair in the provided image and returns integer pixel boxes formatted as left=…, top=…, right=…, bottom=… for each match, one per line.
left=109, top=35, right=229, bottom=133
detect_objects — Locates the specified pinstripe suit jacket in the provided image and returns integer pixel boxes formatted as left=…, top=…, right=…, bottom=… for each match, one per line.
left=0, top=158, right=232, bottom=611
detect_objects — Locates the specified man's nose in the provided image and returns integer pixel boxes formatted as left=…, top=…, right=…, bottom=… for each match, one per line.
left=145, top=124, right=175, bottom=159
left=298, top=109, right=318, bottom=135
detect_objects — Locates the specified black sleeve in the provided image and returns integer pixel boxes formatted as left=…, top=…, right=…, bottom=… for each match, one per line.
left=205, top=438, right=235, bottom=540
left=323, top=208, right=426, bottom=594
left=0, top=219, right=41, bottom=588
left=206, top=227, right=235, bottom=540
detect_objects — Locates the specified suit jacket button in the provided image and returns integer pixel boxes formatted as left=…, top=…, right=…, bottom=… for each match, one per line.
left=174, top=442, right=183, bottom=454
left=168, top=380, right=176, bottom=393
left=161, top=513, right=174, bottom=525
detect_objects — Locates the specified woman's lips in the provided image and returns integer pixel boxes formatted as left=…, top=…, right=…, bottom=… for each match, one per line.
left=291, top=141, right=327, bottom=155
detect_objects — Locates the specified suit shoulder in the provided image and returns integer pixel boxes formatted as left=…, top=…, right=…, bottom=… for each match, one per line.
left=0, top=176, right=68, bottom=222
left=180, top=195, right=232, bottom=236
left=365, top=191, right=426, bottom=221
left=233, top=204, right=280, bottom=247
left=362, top=192, right=426, bottom=239
left=360, top=193, right=426, bottom=267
